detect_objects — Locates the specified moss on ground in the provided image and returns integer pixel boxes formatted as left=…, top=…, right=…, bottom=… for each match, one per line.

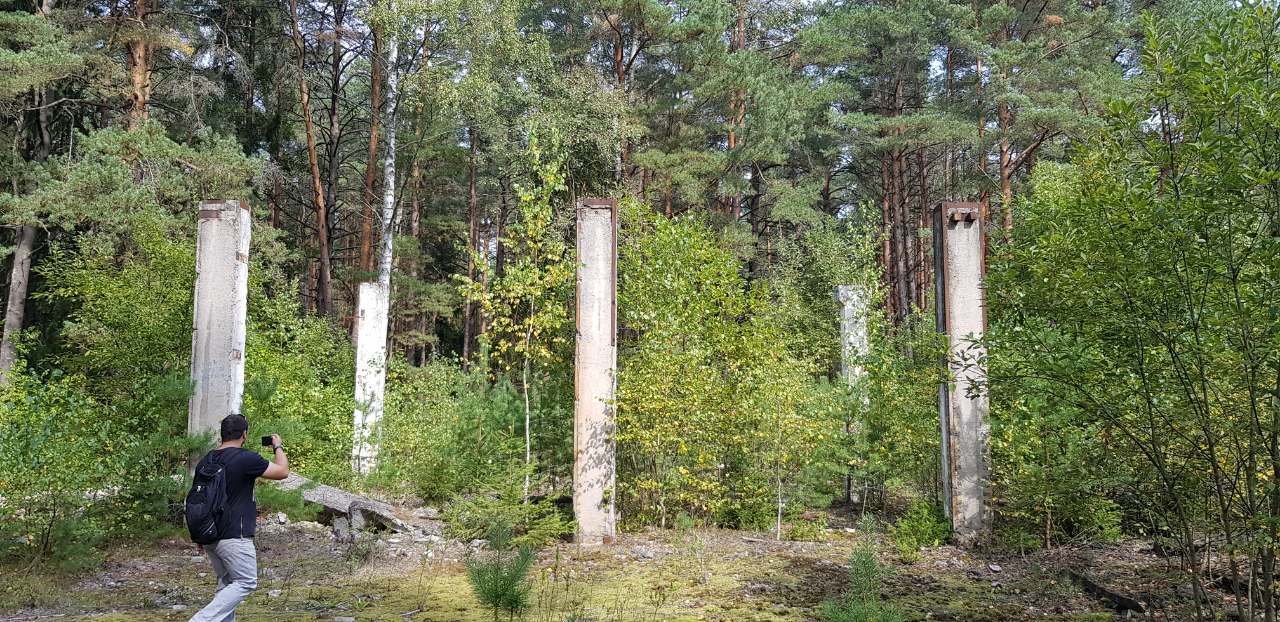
left=2, top=525, right=1156, bottom=621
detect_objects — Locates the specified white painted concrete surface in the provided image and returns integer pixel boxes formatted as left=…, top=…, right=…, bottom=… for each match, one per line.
left=574, top=200, right=617, bottom=546
left=352, top=281, right=390, bottom=475
left=188, top=200, right=251, bottom=443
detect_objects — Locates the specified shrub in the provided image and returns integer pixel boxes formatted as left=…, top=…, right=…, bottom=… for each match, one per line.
left=0, top=370, right=197, bottom=570
left=466, top=523, right=535, bottom=621
left=821, top=542, right=905, bottom=622
left=242, top=292, right=355, bottom=486
left=890, top=499, right=949, bottom=561
left=616, top=204, right=846, bottom=531
left=444, top=468, right=573, bottom=548
left=372, top=359, right=523, bottom=502
left=786, top=515, right=829, bottom=542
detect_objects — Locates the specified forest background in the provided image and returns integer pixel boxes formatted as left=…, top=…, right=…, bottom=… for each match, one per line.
left=1, top=0, right=1278, bottom=615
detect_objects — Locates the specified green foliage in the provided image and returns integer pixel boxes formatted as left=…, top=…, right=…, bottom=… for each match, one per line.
left=373, top=359, right=524, bottom=502
left=0, top=370, right=199, bottom=570
left=769, top=222, right=879, bottom=374
left=242, top=292, right=354, bottom=485
left=821, top=599, right=907, bottom=622
left=986, top=3, right=1280, bottom=594
left=0, top=11, right=83, bottom=102
left=444, top=468, right=574, bottom=548
left=0, top=125, right=355, bottom=564
left=890, top=499, right=949, bottom=562
left=785, top=515, right=829, bottom=542
left=465, top=523, right=535, bottom=621
left=857, top=319, right=946, bottom=497
left=457, top=133, right=577, bottom=498
left=3, top=123, right=258, bottom=232
left=41, top=215, right=356, bottom=481
left=461, top=133, right=573, bottom=375
left=38, top=222, right=195, bottom=398
left=821, top=541, right=905, bottom=622
left=253, top=484, right=321, bottom=523
left=616, top=202, right=846, bottom=531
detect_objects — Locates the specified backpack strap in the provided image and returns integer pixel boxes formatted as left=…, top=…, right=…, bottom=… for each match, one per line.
left=203, top=448, right=230, bottom=470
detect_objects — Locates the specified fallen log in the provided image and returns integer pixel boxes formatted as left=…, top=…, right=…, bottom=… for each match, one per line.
left=1064, top=569, right=1146, bottom=613
left=275, top=473, right=420, bottom=534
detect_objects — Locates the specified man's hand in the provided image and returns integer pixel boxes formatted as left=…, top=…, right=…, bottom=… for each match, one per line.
left=261, top=435, right=290, bottom=480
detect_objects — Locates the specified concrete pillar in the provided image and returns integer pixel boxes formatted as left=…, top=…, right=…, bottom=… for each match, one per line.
left=937, top=202, right=991, bottom=546
left=836, top=284, right=870, bottom=503
left=836, top=285, right=870, bottom=386
left=188, top=200, right=251, bottom=443
left=352, top=281, right=390, bottom=475
left=574, top=198, right=618, bottom=545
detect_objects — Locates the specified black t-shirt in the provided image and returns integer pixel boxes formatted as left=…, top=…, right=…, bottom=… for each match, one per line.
left=198, top=447, right=269, bottom=539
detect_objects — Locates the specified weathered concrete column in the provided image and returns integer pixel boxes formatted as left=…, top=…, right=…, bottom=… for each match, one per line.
left=836, top=285, right=870, bottom=387
left=937, top=202, right=991, bottom=546
left=352, top=281, right=390, bottom=475
left=188, top=200, right=251, bottom=442
left=574, top=198, right=618, bottom=546
left=836, top=284, right=870, bottom=503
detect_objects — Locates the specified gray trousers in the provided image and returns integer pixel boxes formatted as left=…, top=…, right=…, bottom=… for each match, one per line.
left=189, top=538, right=257, bottom=622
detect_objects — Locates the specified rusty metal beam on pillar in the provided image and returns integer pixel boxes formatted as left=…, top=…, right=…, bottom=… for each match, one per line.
left=574, top=198, right=618, bottom=546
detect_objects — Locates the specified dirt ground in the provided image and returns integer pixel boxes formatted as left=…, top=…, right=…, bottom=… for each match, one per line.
left=0, top=510, right=1227, bottom=622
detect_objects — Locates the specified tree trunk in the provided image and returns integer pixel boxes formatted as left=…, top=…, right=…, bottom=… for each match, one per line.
left=998, top=99, right=1014, bottom=231
left=496, top=176, right=509, bottom=277
left=522, top=320, right=533, bottom=502
left=352, top=33, right=398, bottom=475
left=974, top=6, right=989, bottom=215
left=0, top=225, right=36, bottom=383
left=880, top=155, right=894, bottom=321
left=324, top=0, right=346, bottom=320
left=376, top=36, right=400, bottom=334
left=891, top=79, right=910, bottom=321
left=917, top=149, right=929, bottom=309
left=324, top=0, right=346, bottom=244
left=288, top=0, right=334, bottom=316
left=406, top=120, right=423, bottom=363
left=462, top=128, right=479, bottom=365
left=359, top=27, right=383, bottom=277
left=377, top=39, right=398, bottom=289
left=943, top=46, right=954, bottom=200
left=726, top=4, right=746, bottom=219
left=126, top=0, right=151, bottom=129
left=3, top=11, right=56, bottom=382
left=612, top=19, right=631, bottom=181
left=893, top=150, right=910, bottom=322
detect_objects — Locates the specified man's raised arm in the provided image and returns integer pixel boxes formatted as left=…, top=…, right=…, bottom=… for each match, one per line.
left=261, top=433, right=289, bottom=480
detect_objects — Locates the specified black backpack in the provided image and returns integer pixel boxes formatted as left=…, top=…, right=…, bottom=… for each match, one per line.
left=185, top=450, right=230, bottom=545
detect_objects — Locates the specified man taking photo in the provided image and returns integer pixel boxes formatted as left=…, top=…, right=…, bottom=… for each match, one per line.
left=188, top=414, right=289, bottom=622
